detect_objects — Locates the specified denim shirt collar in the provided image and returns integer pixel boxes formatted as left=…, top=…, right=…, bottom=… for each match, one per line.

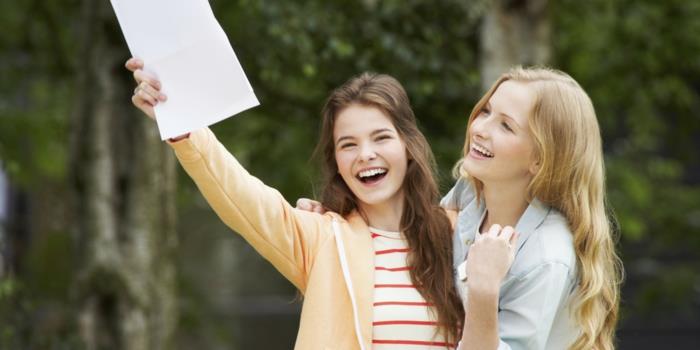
left=454, top=197, right=551, bottom=265
left=513, top=198, right=551, bottom=253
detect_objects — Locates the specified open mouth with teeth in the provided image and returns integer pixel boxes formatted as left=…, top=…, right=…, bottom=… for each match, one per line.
left=471, top=143, right=494, bottom=158
left=356, top=168, right=388, bottom=184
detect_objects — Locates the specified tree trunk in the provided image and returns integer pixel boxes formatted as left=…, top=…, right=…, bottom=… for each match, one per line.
left=69, top=1, right=178, bottom=349
left=479, top=0, right=551, bottom=91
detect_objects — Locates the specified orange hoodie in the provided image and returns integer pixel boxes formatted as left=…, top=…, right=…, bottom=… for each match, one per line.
left=170, top=127, right=376, bottom=349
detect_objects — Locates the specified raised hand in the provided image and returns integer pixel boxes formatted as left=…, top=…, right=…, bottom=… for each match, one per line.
left=465, top=224, right=518, bottom=293
left=124, top=58, right=167, bottom=120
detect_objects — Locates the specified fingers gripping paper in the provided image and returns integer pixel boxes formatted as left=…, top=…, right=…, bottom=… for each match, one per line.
left=110, top=0, right=259, bottom=139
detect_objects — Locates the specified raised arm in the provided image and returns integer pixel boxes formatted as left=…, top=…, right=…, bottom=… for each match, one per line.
left=126, top=58, right=331, bottom=291
left=458, top=224, right=518, bottom=350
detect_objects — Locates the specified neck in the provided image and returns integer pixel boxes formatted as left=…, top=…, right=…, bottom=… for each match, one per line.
left=481, top=178, right=530, bottom=230
left=359, top=196, right=404, bottom=232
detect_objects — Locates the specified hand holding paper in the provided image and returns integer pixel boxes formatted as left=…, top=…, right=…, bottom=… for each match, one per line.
left=127, top=58, right=166, bottom=120
left=110, top=0, right=259, bottom=139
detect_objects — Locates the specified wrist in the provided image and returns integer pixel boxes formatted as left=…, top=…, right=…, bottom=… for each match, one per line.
left=466, top=277, right=501, bottom=299
left=168, top=133, right=190, bottom=142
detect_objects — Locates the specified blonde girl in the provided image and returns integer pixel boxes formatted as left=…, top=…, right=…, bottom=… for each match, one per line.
left=443, top=66, right=623, bottom=349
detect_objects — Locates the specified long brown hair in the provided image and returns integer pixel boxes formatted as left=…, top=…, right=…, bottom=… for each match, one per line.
left=459, top=67, right=623, bottom=350
left=314, top=72, right=464, bottom=344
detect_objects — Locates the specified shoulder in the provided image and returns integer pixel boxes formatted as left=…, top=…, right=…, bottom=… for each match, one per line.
left=440, top=177, right=476, bottom=210
left=510, top=209, right=577, bottom=279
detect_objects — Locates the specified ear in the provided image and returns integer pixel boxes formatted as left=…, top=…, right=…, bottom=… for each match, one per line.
left=529, top=159, right=540, bottom=176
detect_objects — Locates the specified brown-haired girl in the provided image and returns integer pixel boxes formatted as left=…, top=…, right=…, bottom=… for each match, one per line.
left=127, top=58, right=483, bottom=349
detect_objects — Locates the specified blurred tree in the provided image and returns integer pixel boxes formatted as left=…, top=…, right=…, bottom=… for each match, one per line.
left=68, top=1, right=178, bottom=349
left=0, top=0, right=82, bottom=347
left=480, top=0, right=551, bottom=91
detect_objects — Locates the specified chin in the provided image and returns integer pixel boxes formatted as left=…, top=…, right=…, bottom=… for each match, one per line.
left=461, top=160, right=479, bottom=176
left=462, top=165, right=489, bottom=183
left=357, top=195, right=387, bottom=207
left=357, top=190, right=399, bottom=208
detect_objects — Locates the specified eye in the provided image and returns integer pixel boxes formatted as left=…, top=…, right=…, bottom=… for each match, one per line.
left=375, top=134, right=393, bottom=142
left=338, top=142, right=356, bottom=150
left=501, top=121, right=513, bottom=132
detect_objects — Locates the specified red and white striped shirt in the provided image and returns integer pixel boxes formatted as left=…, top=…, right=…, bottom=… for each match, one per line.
left=370, top=227, right=454, bottom=349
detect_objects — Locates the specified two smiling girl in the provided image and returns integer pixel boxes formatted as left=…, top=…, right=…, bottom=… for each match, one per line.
left=127, top=57, right=621, bottom=350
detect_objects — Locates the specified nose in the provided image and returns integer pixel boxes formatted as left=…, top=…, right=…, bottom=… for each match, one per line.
left=359, top=142, right=377, bottom=162
left=470, top=117, right=489, bottom=141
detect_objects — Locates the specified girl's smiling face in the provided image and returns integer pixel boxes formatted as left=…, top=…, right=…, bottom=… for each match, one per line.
left=333, top=104, right=408, bottom=211
left=464, top=80, right=539, bottom=184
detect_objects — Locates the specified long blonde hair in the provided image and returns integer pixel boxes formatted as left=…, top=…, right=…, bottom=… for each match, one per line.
left=460, top=67, right=623, bottom=349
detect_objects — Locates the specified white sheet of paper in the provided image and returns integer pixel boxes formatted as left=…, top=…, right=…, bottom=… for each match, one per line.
left=110, top=0, right=259, bottom=139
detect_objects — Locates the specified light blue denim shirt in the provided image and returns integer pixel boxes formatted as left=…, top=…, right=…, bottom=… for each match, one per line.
left=441, top=178, right=579, bottom=350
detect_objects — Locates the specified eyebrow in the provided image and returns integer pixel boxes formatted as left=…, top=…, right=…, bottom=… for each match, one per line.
left=335, top=128, right=396, bottom=145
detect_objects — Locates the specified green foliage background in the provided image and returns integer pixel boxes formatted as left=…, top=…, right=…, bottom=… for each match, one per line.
left=1, top=0, right=699, bottom=348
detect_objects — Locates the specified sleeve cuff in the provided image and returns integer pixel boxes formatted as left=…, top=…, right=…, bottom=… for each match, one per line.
left=167, top=128, right=213, bottom=163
